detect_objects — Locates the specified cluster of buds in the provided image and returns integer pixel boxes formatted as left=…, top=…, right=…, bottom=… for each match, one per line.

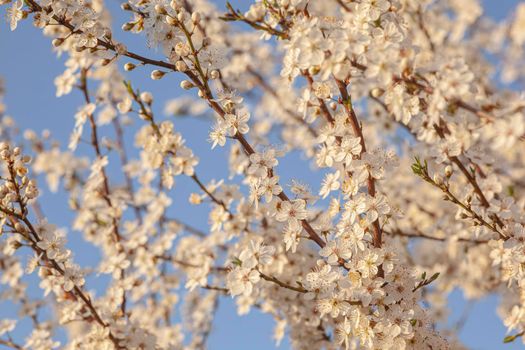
left=0, top=143, right=38, bottom=212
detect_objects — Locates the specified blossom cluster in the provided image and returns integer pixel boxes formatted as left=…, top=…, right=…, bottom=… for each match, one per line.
left=1, top=0, right=525, bottom=349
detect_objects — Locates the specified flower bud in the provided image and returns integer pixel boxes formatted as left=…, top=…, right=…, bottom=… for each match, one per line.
left=52, top=38, right=65, bottom=47
left=140, top=92, right=153, bottom=104
left=5, top=193, right=15, bottom=202
left=155, top=4, right=167, bottom=14
left=6, top=182, right=15, bottom=191
left=139, top=111, right=150, bottom=120
left=175, top=42, right=190, bottom=57
left=180, top=80, right=194, bottom=90
left=122, top=22, right=135, bottom=31
left=370, top=88, right=384, bottom=98
left=444, top=165, right=453, bottom=178
left=189, top=193, right=202, bottom=205
left=14, top=223, right=25, bottom=233
left=191, top=12, right=201, bottom=23
left=124, top=63, right=136, bottom=71
left=0, top=150, right=10, bottom=160
left=210, top=70, right=220, bottom=80
left=170, top=0, right=181, bottom=10
left=308, top=66, right=320, bottom=75
left=15, top=164, right=27, bottom=177
left=175, top=60, right=187, bottom=72
left=166, top=15, right=178, bottom=25
left=151, top=70, right=166, bottom=80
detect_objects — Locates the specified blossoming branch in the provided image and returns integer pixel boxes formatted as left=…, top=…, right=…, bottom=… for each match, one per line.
left=1, top=0, right=525, bottom=349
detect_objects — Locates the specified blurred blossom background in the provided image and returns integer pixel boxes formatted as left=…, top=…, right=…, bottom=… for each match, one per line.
left=0, top=0, right=522, bottom=349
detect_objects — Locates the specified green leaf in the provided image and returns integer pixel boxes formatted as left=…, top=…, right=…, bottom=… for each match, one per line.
left=411, top=158, right=422, bottom=175
left=219, top=16, right=237, bottom=22
left=503, top=331, right=524, bottom=343
left=504, top=335, right=518, bottom=343
left=232, top=257, right=242, bottom=267
left=123, top=80, right=134, bottom=95
left=428, top=272, right=440, bottom=283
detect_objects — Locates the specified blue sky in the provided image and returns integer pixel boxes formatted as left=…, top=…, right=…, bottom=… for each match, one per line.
left=0, top=0, right=523, bottom=349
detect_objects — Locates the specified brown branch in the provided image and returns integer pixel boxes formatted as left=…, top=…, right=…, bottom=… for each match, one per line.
left=412, top=158, right=508, bottom=240
left=304, top=72, right=335, bottom=125
left=220, top=2, right=289, bottom=39
left=79, top=70, right=123, bottom=243
left=156, top=255, right=228, bottom=272
left=432, top=125, right=505, bottom=228
left=386, top=228, right=489, bottom=244
left=78, top=69, right=128, bottom=315
left=371, top=93, right=506, bottom=233
left=112, top=117, right=143, bottom=223
left=202, top=284, right=229, bottom=293
left=27, top=0, right=327, bottom=250
left=335, top=79, right=383, bottom=249
left=334, top=0, right=351, bottom=11
left=25, top=0, right=176, bottom=70
left=174, top=33, right=328, bottom=250
left=258, top=270, right=307, bottom=293
left=191, top=174, right=232, bottom=216
left=0, top=338, right=23, bottom=350
left=5, top=211, right=123, bottom=348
